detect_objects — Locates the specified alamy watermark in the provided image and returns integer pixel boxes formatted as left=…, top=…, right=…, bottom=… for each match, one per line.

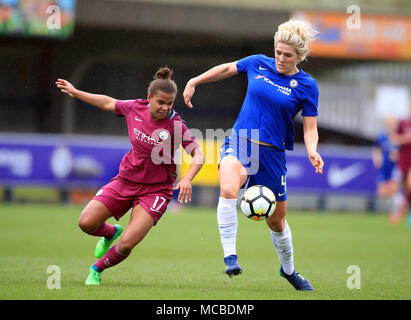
left=346, top=5, right=361, bottom=30
left=149, top=126, right=261, bottom=174
left=46, top=5, right=61, bottom=30
left=46, top=265, right=61, bottom=289
left=346, top=265, right=361, bottom=289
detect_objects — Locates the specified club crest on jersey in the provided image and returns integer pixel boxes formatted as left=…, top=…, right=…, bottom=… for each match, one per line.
left=159, top=130, right=169, bottom=141
left=289, top=79, right=298, bottom=88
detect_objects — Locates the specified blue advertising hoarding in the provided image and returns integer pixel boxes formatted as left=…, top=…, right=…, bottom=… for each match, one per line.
left=286, top=145, right=377, bottom=195
left=0, top=133, right=378, bottom=195
left=0, top=133, right=128, bottom=188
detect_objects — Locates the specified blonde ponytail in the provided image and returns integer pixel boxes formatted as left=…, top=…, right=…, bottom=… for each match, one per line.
left=274, top=19, right=319, bottom=62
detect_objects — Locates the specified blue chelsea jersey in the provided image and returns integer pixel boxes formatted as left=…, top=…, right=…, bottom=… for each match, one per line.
left=233, top=54, right=319, bottom=151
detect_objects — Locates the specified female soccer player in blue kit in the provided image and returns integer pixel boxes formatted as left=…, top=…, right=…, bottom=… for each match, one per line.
left=183, top=19, right=324, bottom=291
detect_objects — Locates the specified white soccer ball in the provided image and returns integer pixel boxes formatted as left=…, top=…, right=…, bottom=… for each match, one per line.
left=240, top=185, right=276, bottom=221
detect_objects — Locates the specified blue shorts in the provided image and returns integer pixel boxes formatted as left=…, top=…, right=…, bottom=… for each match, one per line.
left=220, top=136, right=287, bottom=201
left=377, top=163, right=401, bottom=184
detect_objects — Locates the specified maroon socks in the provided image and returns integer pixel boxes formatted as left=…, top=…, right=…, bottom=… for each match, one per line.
left=87, top=223, right=116, bottom=240
left=93, top=244, right=130, bottom=272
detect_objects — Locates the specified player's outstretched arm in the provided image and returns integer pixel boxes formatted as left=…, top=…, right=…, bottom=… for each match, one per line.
left=55, top=78, right=117, bottom=113
left=303, top=116, right=324, bottom=174
left=173, top=147, right=205, bottom=203
left=183, top=62, right=238, bottom=109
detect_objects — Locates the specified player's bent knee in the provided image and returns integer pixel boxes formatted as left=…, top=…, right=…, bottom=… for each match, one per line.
left=220, top=185, right=238, bottom=199
left=78, top=214, right=97, bottom=233
left=266, top=215, right=285, bottom=232
left=117, top=240, right=134, bottom=256
left=78, top=219, right=90, bottom=233
left=117, top=233, right=142, bottom=254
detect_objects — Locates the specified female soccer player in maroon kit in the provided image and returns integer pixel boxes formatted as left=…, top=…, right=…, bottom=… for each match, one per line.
left=56, top=67, right=204, bottom=285
left=391, top=113, right=411, bottom=228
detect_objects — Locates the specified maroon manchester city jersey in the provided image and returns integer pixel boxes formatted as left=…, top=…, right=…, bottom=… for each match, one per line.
left=115, top=99, right=199, bottom=184
left=397, top=119, right=411, bottom=173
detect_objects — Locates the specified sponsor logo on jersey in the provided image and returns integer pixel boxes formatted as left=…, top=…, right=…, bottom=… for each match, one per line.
left=133, top=128, right=162, bottom=146
left=255, top=75, right=292, bottom=96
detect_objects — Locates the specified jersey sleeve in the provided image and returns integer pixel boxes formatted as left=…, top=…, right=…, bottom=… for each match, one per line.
left=172, top=116, right=200, bottom=156
left=301, top=80, right=319, bottom=117
left=397, top=120, right=404, bottom=134
left=236, top=54, right=260, bottom=74
left=374, top=135, right=382, bottom=148
left=181, top=122, right=200, bottom=156
left=115, top=100, right=134, bottom=117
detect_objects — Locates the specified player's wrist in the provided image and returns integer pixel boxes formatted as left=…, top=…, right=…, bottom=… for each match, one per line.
left=70, top=88, right=80, bottom=98
left=186, top=79, right=195, bottom=88
left=181, top=175, right=194, bottom=183
left=306, top=149, right=317, bottom=157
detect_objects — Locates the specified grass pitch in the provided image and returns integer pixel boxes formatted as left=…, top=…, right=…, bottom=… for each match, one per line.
left=0, top=203, right=410, bottom=300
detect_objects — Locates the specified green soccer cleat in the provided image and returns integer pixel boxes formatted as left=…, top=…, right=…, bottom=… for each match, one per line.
left=85, top=266, right=102, bottom=286
left=95, top=224, right=123, bottom=258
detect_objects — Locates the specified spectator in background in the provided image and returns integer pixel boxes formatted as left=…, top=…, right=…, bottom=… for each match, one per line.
left=390, top=108, right=411, bottom=228
left=372, top=131, right=406, bottom=224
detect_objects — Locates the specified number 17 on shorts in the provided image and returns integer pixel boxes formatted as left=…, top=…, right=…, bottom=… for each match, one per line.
left=150, top=196, right=167, bottom=213
left=140, top=193, right=171, bottom=223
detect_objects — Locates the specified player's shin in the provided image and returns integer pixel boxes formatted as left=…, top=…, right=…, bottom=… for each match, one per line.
left=270, top=221, right=294, bottom=275
left=93, top=243, right=130, bottom=272
left=217, top=197, right=238, bottom=257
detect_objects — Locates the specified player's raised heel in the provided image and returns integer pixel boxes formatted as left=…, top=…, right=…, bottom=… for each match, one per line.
left=95, top=224, right=123, bottom=258
left=279, top=266, right=313, bottom=291
left=85, top=266, right=102, bottom=286
left=224, top=254, right=243, bottom=277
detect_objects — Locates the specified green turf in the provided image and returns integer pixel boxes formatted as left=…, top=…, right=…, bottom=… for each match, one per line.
left=0, top=203, right=410, bottom=300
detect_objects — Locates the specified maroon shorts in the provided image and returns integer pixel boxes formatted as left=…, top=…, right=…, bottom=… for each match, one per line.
left=93, top=176, right=173, bottom=224
left=398, top=156, right=411, bottom=181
